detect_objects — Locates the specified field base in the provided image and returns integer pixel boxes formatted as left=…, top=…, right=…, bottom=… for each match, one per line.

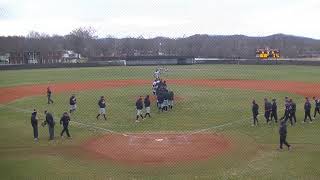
left=82, top=133, right=230, bottom=166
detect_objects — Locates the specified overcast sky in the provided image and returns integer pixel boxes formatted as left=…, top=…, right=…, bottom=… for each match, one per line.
left=0, top=0, right=319, bottom=39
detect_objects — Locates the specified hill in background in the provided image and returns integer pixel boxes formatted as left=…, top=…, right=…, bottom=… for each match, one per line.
left=1, top=31, right=319, bottom=58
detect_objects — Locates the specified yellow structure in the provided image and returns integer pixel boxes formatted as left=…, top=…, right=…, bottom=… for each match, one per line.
left=256, top=48, right=280, bottom=60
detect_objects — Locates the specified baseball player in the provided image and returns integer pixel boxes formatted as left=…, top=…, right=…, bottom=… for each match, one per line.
left=162, top=90, right=169, bottom=111
left=96, top=96, right=107, bottom=120
left=135, top=96, right=144, bottom=122
left=264, top=98, right=272, bottom=124
left=154, top=69, right=160, bottom=79
left=279, top=120, right=291, bottom=150
left=313, top=97, right=320, bottom=119
left=156, top=79, right=164, bottom=93
left=47, top=87, right=54, bottom=104
left=69, top=95, right=77, bottom=113
left=168, top=91, right=174, bottom=109
left=152, top=80, right=157, bottom=95
left=285, top=96, right=289, bottom=104
left=60, top=112, right=71, bottom=138
left=252, top=100, right=259, bottom=126
left=304, top=97, right=313, bottom=123
left=163, top=80, right=167, bottom=90
left=289, top=99, right=297, bottom=126
left=155, top=79, right=161, bottom=107
left=156, top=78, right=161, bottom=85
left=44, top=110, right=55, bottom=140
left=157, top=93, right=165, bottom=112
left=31, top=109, right=39, bottom=141
left=280, top=100, right=291, bottom=122
left=144, top=95, right=151, bottom=118
left=270, top=99, right=278, bottom=123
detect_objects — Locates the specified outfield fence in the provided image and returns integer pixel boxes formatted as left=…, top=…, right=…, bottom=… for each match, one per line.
left=1, top=59, right=320, bottom=70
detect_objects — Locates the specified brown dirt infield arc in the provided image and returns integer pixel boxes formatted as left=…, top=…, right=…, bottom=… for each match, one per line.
left=1, top=79, right=320, bottom=165
left=82, top=133, right=230, bottom=165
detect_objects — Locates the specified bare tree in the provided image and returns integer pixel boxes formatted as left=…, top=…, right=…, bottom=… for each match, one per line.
left=1, top=32, right=320, bottom=59
left=65, top=27, right=98, bottom=57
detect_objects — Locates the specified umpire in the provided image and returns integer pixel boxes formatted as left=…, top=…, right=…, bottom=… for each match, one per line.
left=44, top=110, right=55, bottom=140
left=60, top=112, right=71, bottom=138
left=279, top=120, right=291, bottom=150
left=31, top=109, right=39, bottom=141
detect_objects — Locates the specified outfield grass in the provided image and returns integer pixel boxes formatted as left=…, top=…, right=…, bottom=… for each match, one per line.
left=1, top=64, right=320, bottom=179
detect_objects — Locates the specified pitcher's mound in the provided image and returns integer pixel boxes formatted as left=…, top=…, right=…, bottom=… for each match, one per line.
left=83, top=133, right=231, bottom=165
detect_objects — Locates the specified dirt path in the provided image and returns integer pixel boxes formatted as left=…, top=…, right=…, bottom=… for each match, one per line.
left=1, top=79, right=320, bottom=104
left=1, top=79, right=320, bottom=165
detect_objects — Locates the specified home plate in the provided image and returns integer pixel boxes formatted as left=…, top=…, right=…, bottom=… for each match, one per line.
left=155, top=138, right=164, bottom=142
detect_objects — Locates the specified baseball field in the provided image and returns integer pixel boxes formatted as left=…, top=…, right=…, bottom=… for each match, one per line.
left=1, top=64, right=320, bottom=180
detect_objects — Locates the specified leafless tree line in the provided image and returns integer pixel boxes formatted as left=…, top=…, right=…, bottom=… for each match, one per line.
left=0, top=27, right=319, bottom=58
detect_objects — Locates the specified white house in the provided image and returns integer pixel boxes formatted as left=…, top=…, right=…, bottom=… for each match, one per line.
left=62, top=50, right=81, bottom=63
left=0, top=53, right=10, bottom=64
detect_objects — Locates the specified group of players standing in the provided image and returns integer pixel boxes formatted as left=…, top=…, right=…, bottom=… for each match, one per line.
left=252, top=96, right=320, bottom=150
left=252, top=96, right=320, bottom=126
left=31, top=69, right=175, bottom=140
left=134, top=68, right=174, bottom=122
left=30, top=87, right=108, bottom=141
left=134, top=78, right=175, bottom=123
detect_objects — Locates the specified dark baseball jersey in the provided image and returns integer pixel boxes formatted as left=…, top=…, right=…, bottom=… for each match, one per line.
left=98, top=99, right=106, bottom=108
left=315, top=100, right=320, bottom=108
left=265, top=102, right=272, bottom=111
left=60, top=115, right=70, bottom=126
left=45, top=113, right=55, bottom=128
left=136, top=99, right=143, bottom=110
left=290, top=102, right=296, bottom=113
left=169, top=91, right=174, bottom=100
left=31, top=112, right=38, bottom=125
left=252, top=103, right=259, bottom=115
left=47, top=89, right=52, bottom=96
left=157, top=94, right=164, bottom=104
left=279, top=122, right=287, bottom=136
left=272, top=102, right=277, bottom=112
left=305, top=101, right=311, bottom=111
left=69, top=96, right=76, bottom=105
left=144, top=98, right=151, bottom=107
